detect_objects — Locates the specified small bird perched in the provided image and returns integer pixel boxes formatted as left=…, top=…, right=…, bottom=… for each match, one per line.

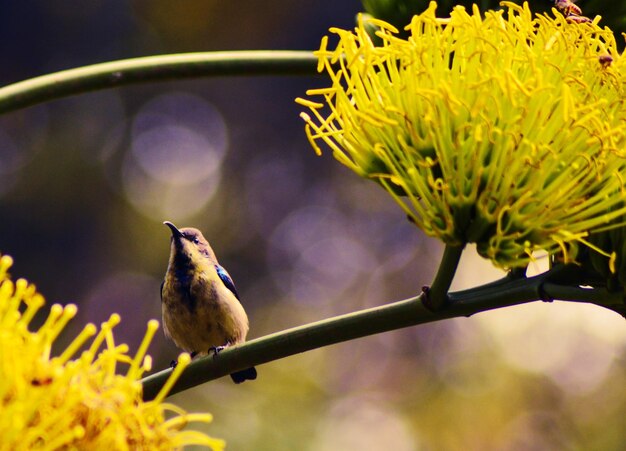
left=161, top=221, right=257, bottom=383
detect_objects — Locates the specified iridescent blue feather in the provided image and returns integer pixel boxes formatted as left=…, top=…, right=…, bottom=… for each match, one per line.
left=216, top=264, right=239, bottom=300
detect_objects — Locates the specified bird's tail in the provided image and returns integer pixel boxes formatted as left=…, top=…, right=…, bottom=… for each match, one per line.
left=230, top=366, right=257, bottom=384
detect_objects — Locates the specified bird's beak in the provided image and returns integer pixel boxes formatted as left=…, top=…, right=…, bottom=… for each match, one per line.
left=163, top=221, right=183, bottom=238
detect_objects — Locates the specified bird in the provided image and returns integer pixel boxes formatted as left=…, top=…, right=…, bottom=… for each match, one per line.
left=161, top=220, right=257, bottom=383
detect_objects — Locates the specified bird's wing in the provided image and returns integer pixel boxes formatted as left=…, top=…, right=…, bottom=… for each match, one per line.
left=215, top=264, right=240, bottom=300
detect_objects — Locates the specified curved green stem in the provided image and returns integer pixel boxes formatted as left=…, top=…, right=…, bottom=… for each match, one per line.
left=143, top=294, right=432, bottom=401
left=141, top=266, right=624, bottom=401
left=426, top=243, right=465, bottom=311
left=0, top=50, right=319, bottom=114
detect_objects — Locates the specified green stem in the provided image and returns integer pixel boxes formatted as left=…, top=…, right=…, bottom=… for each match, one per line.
left=542, top=283, right=626, bottom=314
left=142, top=295, right=432, bottom=401
left=426, top=243, right=465, bottom=311
left=0, top=51, right=319, bottom=114
left=141, top=268, right=624, bottom=401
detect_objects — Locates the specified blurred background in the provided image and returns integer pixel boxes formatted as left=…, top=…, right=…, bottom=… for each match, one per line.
left=0, top=1, right=625, bottom=449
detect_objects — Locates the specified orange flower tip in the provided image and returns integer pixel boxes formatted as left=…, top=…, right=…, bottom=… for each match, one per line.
left=64, top=304, right=78, bottom=317
left=599, top=54, right=613, bottom=69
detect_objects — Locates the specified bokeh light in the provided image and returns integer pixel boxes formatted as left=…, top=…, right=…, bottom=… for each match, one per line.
left=268, top=205, right=377, bottom=307
left=122, top=91, right=228, bottom=220
left=0, top=107, right=49, bottom=196
left=80, top=271, right=163, bottom=352
left=311, top=395, right=419, bottom=451
left=455, top=248, right=626, bottom=396
left=478, top=303, right=626, bottom=395
left=131, top=92, right=227, bottom=184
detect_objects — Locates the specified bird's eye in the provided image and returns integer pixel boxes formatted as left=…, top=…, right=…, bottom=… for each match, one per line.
left=192, top=237, right=200, bottom=244
left=182, top=233, right=196, bottom=243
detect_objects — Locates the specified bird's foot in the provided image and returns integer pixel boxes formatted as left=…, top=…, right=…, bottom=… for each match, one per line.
left=209, top=346, right=226, bottom=359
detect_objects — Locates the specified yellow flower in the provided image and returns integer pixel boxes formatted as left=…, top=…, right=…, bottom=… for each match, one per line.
left=297, top=1, right=626, bottom=268
left=0, top=254, right=225, bottom=450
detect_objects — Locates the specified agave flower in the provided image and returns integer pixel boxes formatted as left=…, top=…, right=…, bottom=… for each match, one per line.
left=0, top=254, right=224, bottom=450
left=297, top=1, right=626, bottom=268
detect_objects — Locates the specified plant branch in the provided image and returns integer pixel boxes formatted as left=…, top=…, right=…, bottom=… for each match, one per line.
left=141, top=267, right=625, bottom=401
left=425, top=243, right=465, bottom=310
left=0, top=51, right=319, bottom=114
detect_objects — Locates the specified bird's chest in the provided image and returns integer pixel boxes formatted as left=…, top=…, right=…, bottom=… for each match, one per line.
left=164, top=268, right=216, bottom=310
left=162, top=273, right=231, bottom=352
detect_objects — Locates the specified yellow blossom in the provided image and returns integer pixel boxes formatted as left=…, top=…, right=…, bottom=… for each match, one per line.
left=0, top=254, right=225, bottom=450
left=297, top=1, right=626, bottom=268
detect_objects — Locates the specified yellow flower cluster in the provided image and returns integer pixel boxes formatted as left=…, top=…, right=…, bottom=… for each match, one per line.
left=297, top=1, right=626, bottom=268
left=0, top=254, right=224, bottom=450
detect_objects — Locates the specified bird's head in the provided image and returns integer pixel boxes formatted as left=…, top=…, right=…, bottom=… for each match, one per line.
left=163, top=221, right=217, bottom=263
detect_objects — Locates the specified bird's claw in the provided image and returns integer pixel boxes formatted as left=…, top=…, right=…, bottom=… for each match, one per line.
left=209, top=345, right=227, bottom=361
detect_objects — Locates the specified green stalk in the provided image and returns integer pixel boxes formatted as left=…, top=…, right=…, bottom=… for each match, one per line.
left=141, top=267, right=624, bottom=401
left=0, top=51, right=319, bottom=114
left=425, top=243, right=465, bottom=311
